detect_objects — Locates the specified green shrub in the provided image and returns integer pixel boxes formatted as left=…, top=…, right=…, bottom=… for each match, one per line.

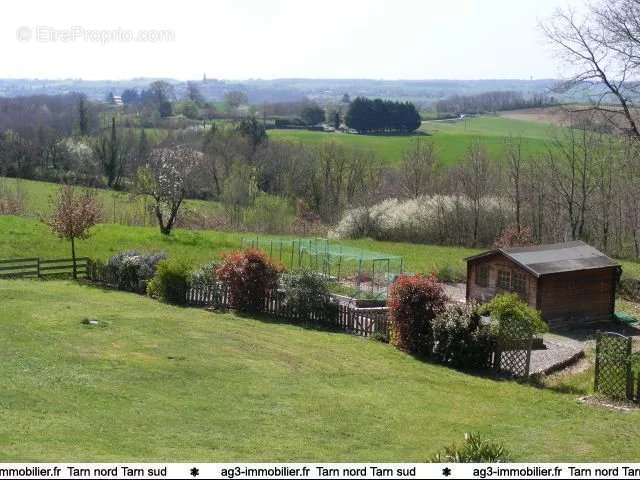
left=104, top=250, right=166, bottom=293
left=435, top=263, right=464, bottom=283
left=387, top=274, right=448, bottom=355
left=478, top=292, right=548, bottom=335
left=282, top=270, right=332, bottom=324
left=147, top=258, right=191, bottom=305
left=430, top=432, right=511, bottom=462
left=243, top=194, right=295, bottom=233
left=618, top=275, right=640, bottom=302
left=432, top=303, right=494, bottom=370
left=189, top=260, right=218, bottom=289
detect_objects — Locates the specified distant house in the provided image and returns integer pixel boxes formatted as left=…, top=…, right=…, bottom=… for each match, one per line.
left=465, top=241, right=621, bottom=329
left=111, top=95, right=123, bottom=106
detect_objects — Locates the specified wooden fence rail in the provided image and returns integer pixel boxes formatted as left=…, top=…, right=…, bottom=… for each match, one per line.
left=0, top=257, right=89, bottom=279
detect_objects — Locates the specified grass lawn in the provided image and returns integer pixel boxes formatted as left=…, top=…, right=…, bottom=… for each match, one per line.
left=2, top=215, right=640, bottom=281
left=269, top=115, right=556, bottom=166
left=1, top=279, right=640, bottom=461
left=0, top=215, right=479, bottom=276
left=0, top=176, right=223, bottom=223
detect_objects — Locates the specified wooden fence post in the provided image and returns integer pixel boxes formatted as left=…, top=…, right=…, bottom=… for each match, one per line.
left=524, top=334, right=533, bottom=378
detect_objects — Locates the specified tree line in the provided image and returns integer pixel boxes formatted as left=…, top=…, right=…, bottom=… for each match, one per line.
left=345, top=97, right=421, bottom=134
left=5, top=80, right=640, bottom=260
left=334, top=114, right=640, bottom=260
left=435, top=91, right=557, bottom=116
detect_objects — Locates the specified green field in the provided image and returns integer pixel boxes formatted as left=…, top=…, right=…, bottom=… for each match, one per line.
left=2, top=214, right=640, bottom=281
left=0, top=177, right=223, bottom=224
left=270, top=115, right=555, bottom=166
left=1, top=278, right=640, bottom=461
left=0, top=215, right=477, bottom=276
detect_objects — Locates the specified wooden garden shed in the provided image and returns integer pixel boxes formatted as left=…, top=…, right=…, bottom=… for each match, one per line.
left=465, top=241, right=621, bottom=329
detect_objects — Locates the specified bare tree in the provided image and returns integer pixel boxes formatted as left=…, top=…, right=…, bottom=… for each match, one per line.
left=619, top=140, right=640, bottom=256
left=458, top=140, right=493, bottom=247
left=202, top=125, right=251, bottom=198
left=545, top=121, right=599, bottom=240
left=504, top=136, right=526, bottom=232
left=47, top=185, right=102, bottom=278
left=135, top=145, right=203, bottom=235
left=400, top=139, right=439, bottom=198
left=306, top=142, right=381, bottom=223
left=594, top=137, right=621, bottom=251
left=522, top=155, right=548, bottom=243
left=541, top=1, right=640, bottom=137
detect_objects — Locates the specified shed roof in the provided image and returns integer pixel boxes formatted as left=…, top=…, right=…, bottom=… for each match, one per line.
left=465, top=241, right=620, bottom=277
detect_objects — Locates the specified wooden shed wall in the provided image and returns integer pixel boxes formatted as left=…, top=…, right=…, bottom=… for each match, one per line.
left=467, top=254, right=618, bottom=329
left=537, top=268, right=617, bottom=327
left=467, top=255, right=537, bottom=306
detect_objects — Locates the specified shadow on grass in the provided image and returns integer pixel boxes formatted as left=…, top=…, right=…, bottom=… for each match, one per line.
left=230, top=309, right=355, bottom=337
left=396, top=347, right=539, bottom=385
left=77, top=279, right=137, bottom=295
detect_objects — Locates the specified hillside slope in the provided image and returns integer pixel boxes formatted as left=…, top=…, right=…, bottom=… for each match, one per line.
left=1, top=279, right=639, bottom=461
left=270, top=115, right=556, bottom=165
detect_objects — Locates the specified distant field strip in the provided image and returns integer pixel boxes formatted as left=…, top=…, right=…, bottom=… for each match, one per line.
left=270, top=115, right=557, bottom=166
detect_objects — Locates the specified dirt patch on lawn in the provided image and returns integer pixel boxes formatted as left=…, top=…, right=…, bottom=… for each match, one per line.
left=499, top=107, right=570, bottom=126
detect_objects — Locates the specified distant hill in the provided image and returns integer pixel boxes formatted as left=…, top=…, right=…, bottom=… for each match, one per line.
left=0, top=77, right=578, bottom=105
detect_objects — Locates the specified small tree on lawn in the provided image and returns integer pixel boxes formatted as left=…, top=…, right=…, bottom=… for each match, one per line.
left=135, top=145, right=203, bottom=235
left=47, top=185, right=102, bottom=279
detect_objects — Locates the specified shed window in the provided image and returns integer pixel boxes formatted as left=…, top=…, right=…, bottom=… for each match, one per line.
left=512, top=271, right=526, bottom=294
left=476, top=265, right=489, bottom=287
left=497, top=270, right=511, bottom=290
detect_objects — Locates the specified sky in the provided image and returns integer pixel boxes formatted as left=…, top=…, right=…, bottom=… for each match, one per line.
left=0, top=0, right=582, bottom=81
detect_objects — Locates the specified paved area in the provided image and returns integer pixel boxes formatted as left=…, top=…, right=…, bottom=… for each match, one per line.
left=529, top=334, right=585, bottom=375
left=529, top=324, right=640, bottom=376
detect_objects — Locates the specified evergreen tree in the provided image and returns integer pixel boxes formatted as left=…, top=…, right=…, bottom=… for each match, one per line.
left=237, top=116, right=267, bottom=151
left=301, top=104, right=325, bottom=126
left=78, top=96, right=89, bottom=136
left=345, top=97, right=421, bottom=134
left=137, top=128, right=149, bottom=163
left=333, top=111, right=340, bottom=129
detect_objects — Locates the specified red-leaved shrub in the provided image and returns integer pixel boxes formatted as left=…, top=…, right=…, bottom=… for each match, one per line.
left=216, top=248, right=282, bottom=313
left=387, top=274, right=448, bottom=355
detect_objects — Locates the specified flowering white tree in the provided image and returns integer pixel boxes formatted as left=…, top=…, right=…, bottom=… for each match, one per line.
left=135, top=145, right=203, bottom=235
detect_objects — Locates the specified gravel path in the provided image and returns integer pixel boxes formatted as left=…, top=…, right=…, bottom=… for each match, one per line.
left=529, top=334, right=585, bottom=375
